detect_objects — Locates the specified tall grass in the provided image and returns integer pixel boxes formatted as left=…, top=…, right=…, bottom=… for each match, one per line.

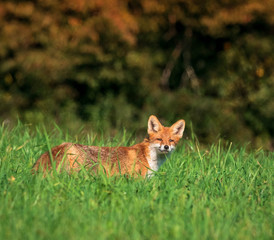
left=0, top=122, right=272, bottom=240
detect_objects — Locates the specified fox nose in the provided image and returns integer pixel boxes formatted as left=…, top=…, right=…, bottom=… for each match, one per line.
left=164, top=145, right=169, bottom=150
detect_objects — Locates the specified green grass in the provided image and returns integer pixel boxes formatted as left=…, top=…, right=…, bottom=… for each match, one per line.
left=0, top=122, right=273, bottom=240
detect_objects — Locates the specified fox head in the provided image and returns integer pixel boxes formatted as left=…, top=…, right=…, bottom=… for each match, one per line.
left=147, top=115, right=185, bottom=154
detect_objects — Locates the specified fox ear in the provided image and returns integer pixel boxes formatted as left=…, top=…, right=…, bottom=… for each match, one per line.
left=148, top=115, right=163, bottom=134
left=171, top=120, right=185, bottom=138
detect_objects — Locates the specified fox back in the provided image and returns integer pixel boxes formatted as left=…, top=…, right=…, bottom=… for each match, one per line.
left=33, top=115, right=185, bottom=177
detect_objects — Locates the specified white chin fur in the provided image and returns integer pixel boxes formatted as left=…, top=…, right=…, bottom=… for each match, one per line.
left=147, top=142, right=175, bottom=178
left=150, top=143, right=175, bottom=154
left=158, top=149, right=169, bottom=154
left=158, top=145, right=175, bottom=154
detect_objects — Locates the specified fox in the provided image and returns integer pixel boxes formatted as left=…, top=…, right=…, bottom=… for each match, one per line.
left=32, top=115, right=185, bottom=177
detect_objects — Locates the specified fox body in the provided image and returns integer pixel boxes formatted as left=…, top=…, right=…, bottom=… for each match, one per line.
left=33, top=115, right=185, bottom=177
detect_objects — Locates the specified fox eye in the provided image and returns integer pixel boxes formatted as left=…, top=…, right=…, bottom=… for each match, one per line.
left=156, top=138, right=162, bottom=141
left=169, top=139, right=174, bottom=142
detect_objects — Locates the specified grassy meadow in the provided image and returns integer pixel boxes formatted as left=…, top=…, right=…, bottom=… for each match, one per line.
left=0, top=122, right=273, bottom=240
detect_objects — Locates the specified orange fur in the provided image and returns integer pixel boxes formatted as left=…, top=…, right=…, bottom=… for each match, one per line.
left=32, top=115, right=185, bottom=177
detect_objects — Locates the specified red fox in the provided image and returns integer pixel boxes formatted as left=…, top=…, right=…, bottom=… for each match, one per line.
left=33, top=115, right=185, bottom=177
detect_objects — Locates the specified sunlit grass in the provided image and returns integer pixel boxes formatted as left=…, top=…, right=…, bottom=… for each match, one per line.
left=0, top=122, right=272, bottom=240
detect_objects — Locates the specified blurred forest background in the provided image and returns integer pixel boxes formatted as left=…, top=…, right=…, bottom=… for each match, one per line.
left=0, top=0, right=273, bottom=149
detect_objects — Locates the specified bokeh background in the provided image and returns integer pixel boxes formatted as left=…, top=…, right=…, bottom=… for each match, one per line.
left=0, top=0, right=273, bottom=149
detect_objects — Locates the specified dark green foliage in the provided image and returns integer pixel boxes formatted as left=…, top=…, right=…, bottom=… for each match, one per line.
left=0, top=0, right=273, bottom=149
